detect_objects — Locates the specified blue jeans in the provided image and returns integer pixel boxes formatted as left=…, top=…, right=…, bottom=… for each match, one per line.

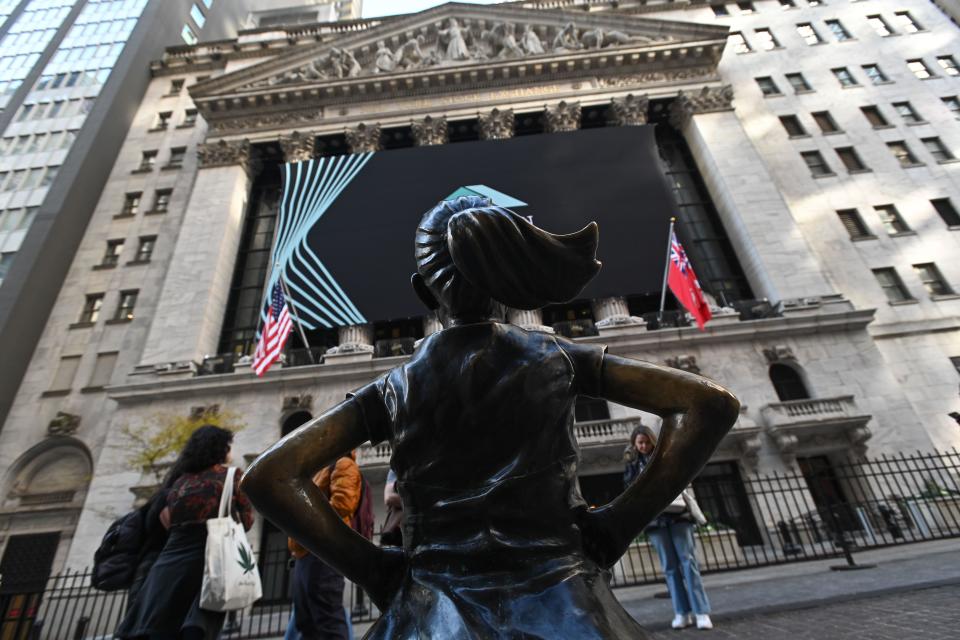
left=647, top=521, right=711, bottom=616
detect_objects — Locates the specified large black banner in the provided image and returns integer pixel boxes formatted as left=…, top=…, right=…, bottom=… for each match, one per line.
left=274, top=125, right=674, bottom=328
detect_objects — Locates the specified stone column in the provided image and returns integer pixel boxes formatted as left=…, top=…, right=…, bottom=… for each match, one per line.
left=507, top=308, right=554, bottom=333
left=423, top=314, right=442, bottom=337
left=609, top=94, right=648, bottom=126
left=278, top=130, right=315, bottom=162
left=138, top=139, right=254, bottom=374
left=590, top=297, right=642, bottom=329
left=412, top=115, right=448, bottom=146
left=669, top=85, right=836, bottom=303
left=479, top=108, right=514, bottom=140
left=325, top=323, right=375, bottom=363
left=545, top=101, right=581, bottom=132
left=346, top=123, right=382, bottom=153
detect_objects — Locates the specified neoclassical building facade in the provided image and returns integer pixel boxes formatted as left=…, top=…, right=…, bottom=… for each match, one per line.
left=1, top=0, right=958, bottom=579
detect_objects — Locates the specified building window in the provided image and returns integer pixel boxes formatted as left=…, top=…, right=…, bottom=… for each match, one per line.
left=87, top=352, right=118, bottom=389
left=931, top=198, right=960, bottom=227
left=79, top=293, right=104, bottom=324
left=166, top=147, right=187, bottom=169
left=937, top=56, right=960, bottom=77
left=786, top=72, right=812, bottom=92
left=825, top=19, right=852, bottom=41
left=892, top=101, right=923, bottom=124
left=836, top=147, right=868, bottom=172
left=755, top=28, right=780, bottom=50
left=866, top=15, right=893, bottom=36
left=151, top=189, right=173, bottom=213
left=756, top=76, right=781, bottom=96
left=942, top=96, right=960, bottom=119
left=894, top=11, right=922, bottom=33
left=181, top=109, right=198, bottom=127
left=801, top=150, right=833, bottom=176
left=811, top=111, right=841, bottom=133
left=832, top=67, right=858, bottom=87
left=907, top=59, right=934, bottom=79
left=113, top=290, right=138, bottom=322
left=872, top=267, right=913, bottom=303
left=770, top=363, right=810, bottom=401
left=99, top=239, right=124, bottom=267
left=836, top=209, right=872, bottom=240
left=153, top=112, right=172, bottom=130
left=133, top=236, right=156, bottom=263
left=796, top=23, right=823, bottom=45
left=730, top=32, right=752, bottom=53
left=874, top=204, right=909, bottom=234
left=712, top=4, right=729, bottom=16
left=779, top=0, right=796, bottom=8
left=39, top=166, right=59, bottom=188
left=167, top=78, right=184, bottom=95
left=137, top=150, right=157, bottom=172
left=861, top=105, right=889, bottom=127
left=190, top=4, right=207, bottom=28
left=806, top=0, right=822, bottom=6
left=50, top=356, right=81, bottom=392
left=121, top=192, right=141, bottom=217
left=913, top=263, right=954, bottom=296
left=861, top=64, right=889, bottom=84
left=181, top=25, right=198, bottom=45
left=922, top=137, right=955, bottom=163
left=779, top=115, right=807, bottom=137
left=737, top=1, right=755, bottom=13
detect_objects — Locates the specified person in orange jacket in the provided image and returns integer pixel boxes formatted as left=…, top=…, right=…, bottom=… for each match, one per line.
left=285, top=451, right=361, bottom=640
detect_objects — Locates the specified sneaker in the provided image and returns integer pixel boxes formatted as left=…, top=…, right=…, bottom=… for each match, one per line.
left=672, top=614, right=693, bottom=629
left=695, top=614, right=713, bottom=630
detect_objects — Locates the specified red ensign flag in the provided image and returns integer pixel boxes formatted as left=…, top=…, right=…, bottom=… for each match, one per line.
left=667, top=231, right=712, bottom=330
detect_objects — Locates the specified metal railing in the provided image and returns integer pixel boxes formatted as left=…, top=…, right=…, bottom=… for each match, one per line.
left=7, top=450, right=958, bottom=639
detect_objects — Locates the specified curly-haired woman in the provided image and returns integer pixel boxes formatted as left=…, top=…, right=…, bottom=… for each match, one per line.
left=116, top=425, right=253, bottom=640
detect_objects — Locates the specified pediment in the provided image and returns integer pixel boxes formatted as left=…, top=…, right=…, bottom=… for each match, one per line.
left=192, top=2, right=728, bottom=103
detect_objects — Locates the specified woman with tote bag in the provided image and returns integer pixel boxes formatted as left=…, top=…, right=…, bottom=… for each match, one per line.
left=116, top=425, right=255, bottom=640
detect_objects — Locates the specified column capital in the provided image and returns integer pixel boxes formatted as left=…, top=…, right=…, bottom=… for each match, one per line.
left=412, top=115, right=448, bottom=146
left=669, top=85, right=734, bottom=129
left=479, top=108, right=515, bottom=140
left=197, top=138, right=252, bottom=170
left=545, top=101, right=581, bottom=133
left=610, top=94, right=649, bottom=127
left=279, top=131, right=315, bottom=163
left=346, top=122, right=382, bottom=153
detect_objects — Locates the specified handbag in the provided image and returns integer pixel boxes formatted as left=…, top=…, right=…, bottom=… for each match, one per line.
left=663, top=492, right=687, bottom=514
left=200, top=467, right=263, bottom=612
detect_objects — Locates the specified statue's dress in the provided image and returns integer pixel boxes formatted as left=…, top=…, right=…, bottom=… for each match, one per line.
left=350, top=322, right=649, bottom=639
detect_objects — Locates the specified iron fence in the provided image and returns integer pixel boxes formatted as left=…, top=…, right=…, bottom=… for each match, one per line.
left=5, top=450, right=958, bottom=639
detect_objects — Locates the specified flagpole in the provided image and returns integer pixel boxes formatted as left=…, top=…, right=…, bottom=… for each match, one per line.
left=276, top=268, right=316, bottom=365
left=658, top=217, right=676, bottom=324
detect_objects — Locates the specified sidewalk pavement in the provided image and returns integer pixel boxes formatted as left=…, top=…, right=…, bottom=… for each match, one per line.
left=350, top=538, right=960, bottom=637
left=615, top=537, right=960, bottom=631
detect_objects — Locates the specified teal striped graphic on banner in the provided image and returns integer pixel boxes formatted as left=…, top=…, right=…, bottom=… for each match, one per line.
left=261, top=152, right=373, bottom=331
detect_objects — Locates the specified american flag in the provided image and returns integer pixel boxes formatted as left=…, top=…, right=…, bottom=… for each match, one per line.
left=252, top=282, right=293, bottom=376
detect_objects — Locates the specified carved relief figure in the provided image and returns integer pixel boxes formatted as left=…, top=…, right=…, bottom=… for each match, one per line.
left=483, top=22, right=524, bottom=59
left=374, top=40, right=398, bottom=73
left=439, top=18, right=471, bottom=61
left=521, top=24, right=545, bottom=55
left=552, top=22, right=582, bottom=52
left=396, top=35, right=427, bottom=69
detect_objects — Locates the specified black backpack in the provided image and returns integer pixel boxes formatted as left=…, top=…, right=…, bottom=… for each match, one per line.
left=91, top=505, right=147, bottom=591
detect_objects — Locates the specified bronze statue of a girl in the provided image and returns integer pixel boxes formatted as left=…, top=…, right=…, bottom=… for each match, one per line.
left=243, top=196, right=740, bottom=638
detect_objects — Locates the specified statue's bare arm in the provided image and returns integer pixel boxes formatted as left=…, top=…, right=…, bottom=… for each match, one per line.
left=240, top=400, right=404, bottom=609
left=577, top=353, right=740, bottom=567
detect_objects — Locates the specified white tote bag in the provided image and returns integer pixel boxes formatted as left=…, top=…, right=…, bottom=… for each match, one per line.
left=200, top=467, right=263, bottom=612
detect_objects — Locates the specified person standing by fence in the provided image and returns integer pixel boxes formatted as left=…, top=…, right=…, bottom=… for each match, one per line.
left=115, top=425, right=254, bottom=640
left=624, top=424, right=714, bottom=630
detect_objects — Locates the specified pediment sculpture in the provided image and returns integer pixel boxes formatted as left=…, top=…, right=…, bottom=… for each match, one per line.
left=251, top=19, right=669, bottom=88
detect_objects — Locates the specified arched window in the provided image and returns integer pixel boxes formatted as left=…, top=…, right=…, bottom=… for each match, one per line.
left=281, top=410, right=313, bottom=436
left=769, top=363, right=810, bottom=401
